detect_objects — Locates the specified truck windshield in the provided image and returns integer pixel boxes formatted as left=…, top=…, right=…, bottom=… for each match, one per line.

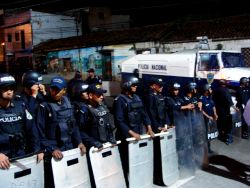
left=199, top=53, right=219, bottom=71
left=222, top=52, right=244, bottom=68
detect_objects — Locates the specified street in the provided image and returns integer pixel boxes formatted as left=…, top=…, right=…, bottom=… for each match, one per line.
left=155, top=131, right=250, bottom=188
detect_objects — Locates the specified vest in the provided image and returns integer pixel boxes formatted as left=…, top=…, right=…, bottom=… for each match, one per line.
left=46, top=96, right=74, bottom=147
left=120, top=94, right=144, bottom=128
left=0, top=100, right=25, bottom=157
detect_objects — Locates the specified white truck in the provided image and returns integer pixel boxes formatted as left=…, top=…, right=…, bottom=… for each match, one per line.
left=121, top=49, right=249, bottom=132
left=121, top=49, right=250, bottom=89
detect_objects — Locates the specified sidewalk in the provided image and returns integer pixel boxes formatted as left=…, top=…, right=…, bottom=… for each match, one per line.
left=155, top=133, right=250, bottom=188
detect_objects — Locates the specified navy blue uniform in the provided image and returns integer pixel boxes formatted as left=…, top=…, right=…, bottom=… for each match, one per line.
left=145, top=89, right=170, bottom=185
left=85, top=76, right=102, bottom=85
left=113, top=93, right=151, bottom=186
left=236, top=86, right=250, bottom=138
left=200, top=95, right=215, bottom=117
left=86, top=103, right=116, bottom=148
left=37, top=96, right=82, bottom=188
left=145, top=89, right=169, bottom=133
left=0, top=99, right=40, bottom=158
left=37, top=96, right=82, bottom=153
left=19, top=92, right=47, bottom=118
left=213, top=86, right=234, bottom=142
left=73, top=101, right=115, bottom=149
left=200, top=95, right=218, bottom=146
left=165, top=95, right=195, bottom=177
left=165, top=96, right=184, bottom=125
left=72, top=101, right=91, bottom=146
left=114, top=94, right=151, bottom=139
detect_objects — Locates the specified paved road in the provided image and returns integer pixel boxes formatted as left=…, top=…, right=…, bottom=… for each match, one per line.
left=155, top=132, right=250, bottom=188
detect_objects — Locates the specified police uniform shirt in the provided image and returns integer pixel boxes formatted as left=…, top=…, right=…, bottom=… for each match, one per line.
left=72, top=101, right=89, bottom=133
left=19, top=92, right=47, bottom=118
left=36, top=96, right=82, bottom=153
left=0, top=99, right=40, bottom=157
left=145, top=89, right=169, bottom=132
left=165, top=96, right=185, bottom=125
left=85, top=76, right=102, bottom=85
left=200, top=95, right=215, bottom=116
left=114, top=94, right=151, bottom=138
left=88, top=103, right=115, bottom=145
left=235, top=87, right=250, bottom=109
left=213, top=86, right=233, bottom=114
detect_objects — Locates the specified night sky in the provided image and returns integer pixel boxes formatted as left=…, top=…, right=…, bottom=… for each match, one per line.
left=1, top=0, right=249, bottom=26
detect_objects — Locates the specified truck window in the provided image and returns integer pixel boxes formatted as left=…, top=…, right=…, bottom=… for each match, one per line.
left=222, top=52, right=244, bottom=68
left=199, top=53, right=219, bottom=71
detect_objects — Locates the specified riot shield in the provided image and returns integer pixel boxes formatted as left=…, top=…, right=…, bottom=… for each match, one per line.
left=158, top=128, right=179, bottom=186
left=0, top=155, right=44, bottom=188
left=89, top=141, right=126, bottom=188
left=190, top=109, right=207, bottom=169
left=232, top=111, right=242, bottom=138
left=207, top=119, right=219, bottom=140
left=173, top=110, right=195, bottom=179
left=51, top=148, right=91, bottom=188
left=127, top=134, right=154, bottom=188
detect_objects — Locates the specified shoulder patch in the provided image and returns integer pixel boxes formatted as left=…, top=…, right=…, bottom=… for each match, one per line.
left=25, top=109, right=33, bottom=120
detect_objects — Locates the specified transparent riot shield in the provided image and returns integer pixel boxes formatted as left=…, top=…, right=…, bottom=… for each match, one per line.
left=127, top=135, right=154, bottom=188
left=0, top=155, right=44, bottom=188
left=158, top=128, right=179, bottom=186
left=174, top=110, right=195, bottom=179
left=51, top=148, right=91, bottom=188
left=191, top=110, right=207, bottom=169
left=89, top=141, right=126, bottom=188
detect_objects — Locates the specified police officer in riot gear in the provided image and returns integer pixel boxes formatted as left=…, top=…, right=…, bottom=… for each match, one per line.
left=236, top=77, right=249, bottom=139
left=86, top=83, right=116, bottom=149
left=165, top=82, right=195, bottom=178
left=68, top=80, right=90, bottom=145
left=84, top=83, right=116, bottom=188
left=183, top=82, right=207, bottom=169
left=36, top=76, right=86, bottom=188
left=0, top=73, right=42, bottom=169
left=145, top=77, right=169, bottom=186
left=200, top=84, right=218, bottom=153
left=145, top=77, right=169, bottom=133
left=213, top=79, right=239, bottom=144
left=20, top=70, right=47, bottom=117
left=113, top=76, right=154, bottom=186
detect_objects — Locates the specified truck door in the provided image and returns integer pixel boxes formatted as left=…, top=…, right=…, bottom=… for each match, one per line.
left=195, top=52, right=220, bottom=84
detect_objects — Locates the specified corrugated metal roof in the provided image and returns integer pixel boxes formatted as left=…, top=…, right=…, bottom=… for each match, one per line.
left=33, top=15, right=250, bottom=53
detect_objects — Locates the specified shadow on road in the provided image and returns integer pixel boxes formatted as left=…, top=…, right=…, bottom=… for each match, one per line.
left=203, top=155, right=250, bottom=186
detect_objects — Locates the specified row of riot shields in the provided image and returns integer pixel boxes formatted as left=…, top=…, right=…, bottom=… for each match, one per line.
left=0, top=111, right=242, bottom=188
left=0, top=128, right=181, bottom=188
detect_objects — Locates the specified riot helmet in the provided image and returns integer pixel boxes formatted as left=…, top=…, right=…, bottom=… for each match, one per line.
left=69, top=80, right=89, bottom=100
left=239, top=77, right=249, bottom=86
left=121, top=76, right=139, bottom=91
left=22, top=70, right=42, bottom=88
left=219, top=79, right=228, bottom=86
left=184, top=82, right=197, bottom=93
left=201, top=83, right=211, bottom=94
left=170, top=82, right=181, bottom=90
left=0, top=73, right=17, bottom=90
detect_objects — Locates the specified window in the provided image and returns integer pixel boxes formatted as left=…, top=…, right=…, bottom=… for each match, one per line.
left=15, top=31, right=20, bottom=41
left=199, top=53, right=219, bottom=71
left=7, top=33, right=12, bottom=42
left=222, top=52, right=244, bottom=68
